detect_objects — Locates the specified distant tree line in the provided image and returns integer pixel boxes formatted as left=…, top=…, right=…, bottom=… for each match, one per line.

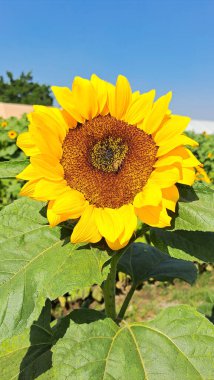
left=0, top=71, right=53, bottom=105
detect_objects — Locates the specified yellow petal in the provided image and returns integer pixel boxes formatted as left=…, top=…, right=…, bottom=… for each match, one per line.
left=178, top=167, right=196, bottom=186
left=91, top=74, right=108, bottom=115
left=47, top=189, right=87, bottom=227
left=94, top=208, right=124, bottom=243
left=157, top=135, right=198, bottom=157
left=71, top=205, right=102, bottom=244
left=106, top=238, right=129, bottom=251
left=16, top=163, right=40, bottom=180
left=49, top=189, right=87, bottom=217
left=114, top=75, right=132, bottom=119
left=29, top=113, right=63, bottom=159
left=51, top=86, right=85, bottom=123
left=140, top=92, right=172, bottom=134
left=154, top=115, right=191, bottom=145
left=107, top=83, right=116, bottom=117
left=30, top=155, right=64, bottom=180
left=117, top=204, right=137, bottom=245
left=181, top=148, right=201, bottom=167
left=16, top=132, right=40, bottom=156
left=72, top=76, right=99, bottom=120
left=47, top=202, right=73, bottom=227
left=135, top=204, right=171, bottom=228
left=33, top=106, right=69, bottom=143
left=133, top=181, right=162, bottom=207
left=61, top=109, right=77, bottom=129
left=154, top=154, right=183, bottom=168
left=162, top=185, right=179, bottom=212
left=149, top=165, right=182, bottom=188
left=20, top=179, right=68, bottom=201
left=124, top=90, right=155, bottom=125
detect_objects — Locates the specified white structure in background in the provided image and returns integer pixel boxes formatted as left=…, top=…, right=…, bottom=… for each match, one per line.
left=187, top=120, right=214, bottom=134
left=0, top=102, right=214, bottom=134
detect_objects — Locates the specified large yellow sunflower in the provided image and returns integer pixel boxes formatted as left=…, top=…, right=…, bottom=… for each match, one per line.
left=17, top=75, right=200, bottom=250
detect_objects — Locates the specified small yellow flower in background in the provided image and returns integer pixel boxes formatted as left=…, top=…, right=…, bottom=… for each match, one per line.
left=196, top=165, right=211, bottom=184
left=207, top=152, right=212, bottom=159
left=1, top=121, right=7, bottom=128
left=202, top=131, right=209, bottom=138
left=8, top=130, right=17, bottom=139
left=17, top=74, right=200, bottom=250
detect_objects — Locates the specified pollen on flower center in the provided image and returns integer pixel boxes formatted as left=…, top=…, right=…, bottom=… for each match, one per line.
left=90, top=136, right=128, bottom=173
left=61, top=114, right=158, bottom=208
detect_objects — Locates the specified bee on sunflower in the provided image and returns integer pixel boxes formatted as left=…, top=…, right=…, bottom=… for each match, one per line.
left=17, top=75, right=200, bottom=250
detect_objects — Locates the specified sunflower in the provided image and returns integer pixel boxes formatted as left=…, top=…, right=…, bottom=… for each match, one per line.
left=17, top=75, right=200, bottom=250
left=1, top=121, right=7, bottom=128
left=8, top=130, right=17, bottom=139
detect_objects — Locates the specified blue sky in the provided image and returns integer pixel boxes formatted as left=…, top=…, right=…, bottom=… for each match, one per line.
left=0, top=0, right=213, bottom=119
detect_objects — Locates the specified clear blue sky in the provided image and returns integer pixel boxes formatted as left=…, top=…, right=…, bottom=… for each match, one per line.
left=0, top=0, right=213, bottom=119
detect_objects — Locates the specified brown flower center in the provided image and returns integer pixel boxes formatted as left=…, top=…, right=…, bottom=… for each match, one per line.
left=61, top=115, right=158, bottom=208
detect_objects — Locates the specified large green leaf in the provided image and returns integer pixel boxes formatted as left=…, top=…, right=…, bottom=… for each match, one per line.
left=151, top=229, right=214, bottom=262
left=118, top=242, right=197, bottom=285
left=0, top=198, right=109, bottom=342
left=150, top=183, right=214, bottom=262
left=0, top=159, right=29, bottom=178
left=173, top=183, right=214, bottom=232
left=0, top=301, right=53, bottom=380
left=0, top=304, right=105, bottom=380
left=52, top=305, right=214, bottom=380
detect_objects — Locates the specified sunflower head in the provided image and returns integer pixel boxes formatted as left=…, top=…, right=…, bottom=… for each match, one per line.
left=8, top=130, right=17, bottom=139
left=1, top=121, right=7, bottom=128
left=17, top=74, right=200, bottom=250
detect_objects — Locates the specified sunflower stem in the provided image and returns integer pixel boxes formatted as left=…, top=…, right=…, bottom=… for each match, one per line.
left=116, top=283, right=136, bottom=322
left=103, top=252, right=120, bottom=320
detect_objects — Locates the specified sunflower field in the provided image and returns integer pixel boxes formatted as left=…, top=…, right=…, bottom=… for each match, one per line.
left=0, top=75, right=214, bottom=380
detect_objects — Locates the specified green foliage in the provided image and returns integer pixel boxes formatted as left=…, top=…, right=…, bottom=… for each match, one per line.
left=0, top=114, right=29, bottom=208
left=0, top=71, right=53, bottom=105
left=0, top=133, right=214, bottom=379
left=186, top=130, right=214, bottom=181
left=118, top=242, right=197, bottom=286
left=51, top=306, right=214, bottom=380
left=151, top=183, right=214, bottom=262
left=0, top=198, right=110, bottom=342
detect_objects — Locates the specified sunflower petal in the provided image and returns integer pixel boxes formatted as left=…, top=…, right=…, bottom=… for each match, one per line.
left=154, top=115, right=191, bottom=145
left=114, top=75, right=132, bottom=119
left=72, top=76, right=99, bottom=120
left=16, top=132, right=40, bottom=156
left=71, top=205, right=102, bottom=244
left=51, top=86, right=85, bottom=123
left=149, top=165, right=182, bottom=188
left=133, top=181, right=162, bottom=207
left=140, top=92, right=172, bottom=134
left=178, top=167, right=196, bottom=185
left=162, top=185, right=179, bottom=212
left=91, top=74, right=108, bottom=115
left=157, top=135, right=198, bottom=157
left=117, top=204, right=137, bottom=245
left=94, top=208, right=124, bottom=243
left=20, top=179, right=68, bottom=201
left=124, top=90, right=155, bottom=125
left=135, top=204, right=171, bottom=228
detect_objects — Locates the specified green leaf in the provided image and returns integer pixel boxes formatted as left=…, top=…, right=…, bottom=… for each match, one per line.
left=118, top=242, right=197, bottom=285
left=173, top=183, right=214, bottom=232
left=52, top=305, right=214, bottom=380
left=0, top=159, right=29, bottom=178
left=151, top=229, right=214, bottom=262
left=150, top=183, right=214, bottom=263
left=0, top=301, right=53, bottom=380
left=0, top=198, right=109, bottom=342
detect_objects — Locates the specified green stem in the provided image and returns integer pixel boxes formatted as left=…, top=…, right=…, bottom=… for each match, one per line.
left=117, top=283, right=136, bottom=322
left=102, top=252, right=120, bottom=320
